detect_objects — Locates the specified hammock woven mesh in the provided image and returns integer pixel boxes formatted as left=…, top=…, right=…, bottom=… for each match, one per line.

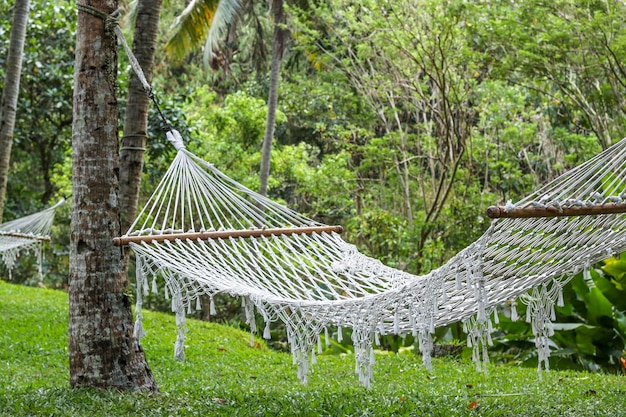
left=121, top=130, right=626, bottom=387
left=0, top=199, right=64, bottom=278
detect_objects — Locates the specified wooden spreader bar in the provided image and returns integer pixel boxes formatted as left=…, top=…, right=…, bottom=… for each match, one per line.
left=486, top=203, right=626, bottom=219
left=113, top=225, right=343, bottom=246
left=0, top=231, right=51, bottom=241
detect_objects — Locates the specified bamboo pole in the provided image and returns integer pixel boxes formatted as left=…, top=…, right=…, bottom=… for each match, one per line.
left=113, top=225, right=343, bottom=246
left=486, top=203, right=626, bottom=219
left=0, top=231, right=50, bottom=241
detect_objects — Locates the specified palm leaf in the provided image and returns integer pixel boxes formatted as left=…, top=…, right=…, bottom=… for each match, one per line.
left=203, top=0, right=242, bottom=68
left=166, top=0, right=242, bottom=66
left=166, top=0, right=221, bottom=64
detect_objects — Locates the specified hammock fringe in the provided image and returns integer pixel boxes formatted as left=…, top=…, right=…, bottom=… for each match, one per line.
left=119, top=129, right=626, bottom=387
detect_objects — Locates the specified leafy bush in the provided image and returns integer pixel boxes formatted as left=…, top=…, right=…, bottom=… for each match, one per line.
left=490, top=254, right=626, bottom=373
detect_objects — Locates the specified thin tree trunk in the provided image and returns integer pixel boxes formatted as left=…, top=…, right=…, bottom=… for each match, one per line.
left=70, top=0, right=158, bottom=392
left=0, top=0, right=30, bottom=222
left=259, top=0, right=286, bottom=197
left=119, top=0, right=163, bottom=235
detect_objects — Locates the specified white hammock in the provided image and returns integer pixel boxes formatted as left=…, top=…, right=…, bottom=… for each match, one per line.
left=0, top=198, right=65, bottom=278
left=117, top=130, right=626, bottom=387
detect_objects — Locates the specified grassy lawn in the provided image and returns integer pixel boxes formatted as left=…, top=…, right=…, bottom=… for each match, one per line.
left=0, top=280, right=624, bottom=416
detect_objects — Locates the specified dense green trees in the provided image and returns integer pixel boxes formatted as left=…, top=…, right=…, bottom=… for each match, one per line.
left=476, top=0, right=626, bottom=151
left=2, top=0, right=626, bottom=373
left=0, top=1, right=74, bottom=213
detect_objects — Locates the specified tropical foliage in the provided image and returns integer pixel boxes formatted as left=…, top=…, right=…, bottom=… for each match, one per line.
left=1, top=0, right=626, bottom=374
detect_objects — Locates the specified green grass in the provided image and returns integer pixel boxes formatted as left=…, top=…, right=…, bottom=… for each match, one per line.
left=1, top=280, right=625, bottom=416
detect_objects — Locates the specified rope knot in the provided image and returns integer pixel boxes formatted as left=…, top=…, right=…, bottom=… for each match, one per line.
left=105, top=8, right=121, bottom=34
left=76, top=3, right=121, bottom=35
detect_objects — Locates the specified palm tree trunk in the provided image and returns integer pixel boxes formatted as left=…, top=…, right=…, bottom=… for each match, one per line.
left=119, top=0, right=163, bottom=235
left=70, top=0, right=158, bottom=392
left=259, top=0, right=286, bottom=197
left=0, top=0, right=30, bottom=222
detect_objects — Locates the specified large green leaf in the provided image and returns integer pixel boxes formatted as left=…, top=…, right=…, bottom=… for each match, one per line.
left=551, top=323, right=594, bottom=331
left=602, top=257, right=626, bottom=289
left=586, top=287, right=614, bottom=325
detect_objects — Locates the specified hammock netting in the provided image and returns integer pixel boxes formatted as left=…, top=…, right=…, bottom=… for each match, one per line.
left=0, top=199, right=64, bottom=278
left=122, top=130, right=626, bottom=387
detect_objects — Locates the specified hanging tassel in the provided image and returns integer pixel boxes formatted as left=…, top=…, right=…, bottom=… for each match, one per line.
left=134, top=259, right=145, bottom=340
left=245, top=302, right=256, bottom=334
left=196, top=297, right=202, bottom=311
left=337, top=326, right=343, bottom=343
left=174, top=331, right=185, bottom=361
left=298, top=354, right=304, bottom=379
left=133, top=313, right=145, bottom=340
left=324, top=327, right=330, bottom=347
left=174, top=293, right=186, bottom=361
left=164, top=285, right=169, bottom=300
left=210, top=296, right=217, bottom=315
left=311, top=349, right=317, bottom=365
left=378, top=320, right=385, bottom=336
left=187, top=301, right=192, bottom=314
left=171, top=293, right=179, bottom=313
left=525, top=303, right=532, bottom=323
left=477, top=300, right=486, bottom=322
left=263, top=321, right=271, bottom=340
left=455, top=267, right=462, bottom=290
left=419, top=330, right=433, bottom=371
left=374, top=331, right=380, bottom=346
left=557, top=286, right=564, bottom=307
left=151, top=276, right=158, bottom=294
left=482, top=344, right=490, bottom=376
left=35, top=244, right=43, bottom=282
left=493, top=309, right=500, bottom=324
left=135, top=257, right=146, bottom=297
left=318, top=334, right=323, bottom=354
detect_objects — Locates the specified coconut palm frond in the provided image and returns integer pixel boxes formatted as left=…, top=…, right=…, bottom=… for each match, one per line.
left=203, top=0, right=243, bottom=68
left=166, top=0, right=221, bottom=64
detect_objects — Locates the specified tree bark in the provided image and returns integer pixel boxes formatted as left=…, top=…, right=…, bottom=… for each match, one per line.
left=259, top=0, right=286, bottom=198
left=0, top=0, right=30, bottom=222
left=70, top=0, right=158, bottom=392
left=119, top=0, right=163, bottom=235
